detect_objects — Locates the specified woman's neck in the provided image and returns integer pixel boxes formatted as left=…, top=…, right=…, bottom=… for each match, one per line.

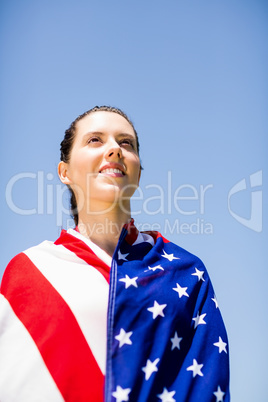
left=77, top=207, right=131, bottom=257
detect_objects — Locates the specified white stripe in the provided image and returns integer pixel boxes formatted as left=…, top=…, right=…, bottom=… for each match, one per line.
left=0, top=294, right=64, bottom=402
left=24, top=240, right=109, bottom=374
left=67, top=228, right=113, bottom=266
left=132, top=231, right=155, bottom=247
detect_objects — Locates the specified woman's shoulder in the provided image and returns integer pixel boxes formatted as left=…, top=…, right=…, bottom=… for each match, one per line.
left=1, top=241, right=54, bottom=289
left=0, top=229, right=90, bottom=291
left=144, top=230, right=206, bottom=268
left=3, top=229, right=73, bottom=273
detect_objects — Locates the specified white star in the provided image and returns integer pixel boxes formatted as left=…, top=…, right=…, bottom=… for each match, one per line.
left=147, top=300, right=167, bottom=319
left=119, top=275, right=138, bottom=289
left=115, top=328, right=133, bottom=348
left=212, top=295, right=219, bottom=308
left=191, top=267, right=205, bottom=282
left=161, top=249, right=180, bottom=261
left=213, top=337, right=227, bottom=354
left=192, top=311, right=207, bottom=329
left=142, top=358, right=160, bottom=380
left=170, top=331, right=183, bottom=350
left=112, top=385, right=131, bottom=402
left=172, top=283, right=189, bottom=298
left=157, top=387, right=176, bottom=402
left=213, top=386, right=225, bottom=402
left=147, top=265, right=164, bottom=271
left=186, top=359, right=204, bottom=377
left=118, top=250, right=129, bottom=261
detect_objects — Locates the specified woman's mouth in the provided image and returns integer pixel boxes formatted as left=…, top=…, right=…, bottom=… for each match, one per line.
left=99, top=167, right=125, bottom=177
left=99, top=164, right=126, bottom=177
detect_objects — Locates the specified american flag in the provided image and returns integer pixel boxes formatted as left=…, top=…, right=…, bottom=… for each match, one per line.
left=106, top=222, right=230, bottom=401
left=0, top=220, right=229, bottom=401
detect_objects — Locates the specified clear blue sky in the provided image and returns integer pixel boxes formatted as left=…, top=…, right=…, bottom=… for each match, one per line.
left=0, top=0, right=267, bottom=400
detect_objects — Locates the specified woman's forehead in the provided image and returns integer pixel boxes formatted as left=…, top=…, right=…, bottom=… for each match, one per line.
left=76, top=111, right=135, bottom=136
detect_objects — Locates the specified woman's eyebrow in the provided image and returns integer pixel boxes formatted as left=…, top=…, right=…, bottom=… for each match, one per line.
left=83, top=131, right=105, bottom=137
left=116, top=133, right=136, bottom=139
left=83, top=132, right=135, bottom=139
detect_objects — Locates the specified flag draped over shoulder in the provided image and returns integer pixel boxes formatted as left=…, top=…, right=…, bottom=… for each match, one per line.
left=0, top=221, right=230, bottom=402
left=106, top=222, right=230, bottom=402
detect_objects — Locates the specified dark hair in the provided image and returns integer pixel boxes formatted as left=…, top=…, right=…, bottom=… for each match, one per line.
left=60, top=105, right=141, bottom=226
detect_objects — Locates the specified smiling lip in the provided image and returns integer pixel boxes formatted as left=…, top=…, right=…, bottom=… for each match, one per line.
left=99, top=163, right=126, bottom=176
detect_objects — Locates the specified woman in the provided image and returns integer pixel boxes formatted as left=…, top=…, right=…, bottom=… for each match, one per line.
left=0, top=106, right=230, bottom=401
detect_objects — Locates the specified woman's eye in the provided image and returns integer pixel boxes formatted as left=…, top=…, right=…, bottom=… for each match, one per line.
left=120, top=139, right=134, bottom=148
left=88, top=137, right=101, bottom=144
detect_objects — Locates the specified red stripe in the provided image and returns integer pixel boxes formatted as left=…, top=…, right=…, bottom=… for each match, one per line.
left=55, top=231, right=110, bottom=283
left=155, top=231, right=170, bottom=243
left=141, top=231, right=170, bottom=244
left=123, top=219, right=139, bottom=245
left=123, top=220, right=170, bottom=245
left=1, top=253, right=104, bottom=401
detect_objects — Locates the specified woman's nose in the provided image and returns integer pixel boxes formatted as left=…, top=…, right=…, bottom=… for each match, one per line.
left=105, top=143, right=122, bottom=159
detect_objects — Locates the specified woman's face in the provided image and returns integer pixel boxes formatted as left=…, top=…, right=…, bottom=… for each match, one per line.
left=59, top=111, right=141, bottom=214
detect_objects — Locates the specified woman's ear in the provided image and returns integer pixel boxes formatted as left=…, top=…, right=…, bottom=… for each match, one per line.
left=58, top=161, right=72, bottom=185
